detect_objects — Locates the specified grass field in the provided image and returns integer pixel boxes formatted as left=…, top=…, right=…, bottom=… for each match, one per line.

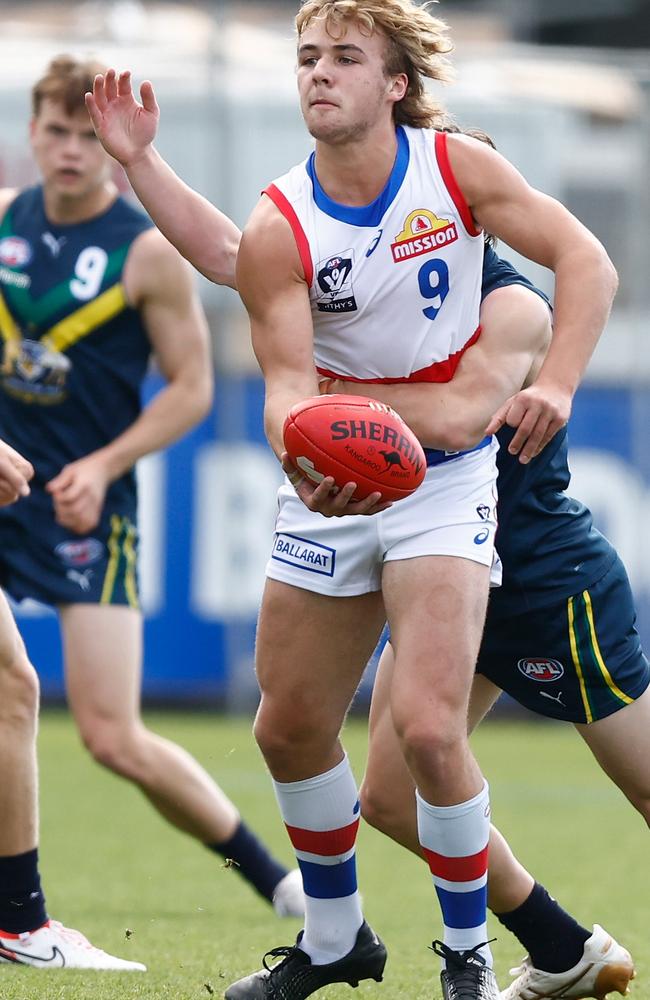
left=2, top=709, right=646, bottom=999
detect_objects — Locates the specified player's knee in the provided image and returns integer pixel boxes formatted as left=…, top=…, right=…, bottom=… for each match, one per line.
left=394, top=706, right=466, bottom=776
left=80, top=718, right=143, bottom=776
left=254, top=702, right=335, bottom=771
left=0, top=643, right=39, bottom=727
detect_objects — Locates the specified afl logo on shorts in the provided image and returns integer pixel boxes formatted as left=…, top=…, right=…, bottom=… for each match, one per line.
left=0, top=236, right=32, bottom=267
left=517, top=657, right=565, bottom=682
left=55, top=538, right=104, bottom=568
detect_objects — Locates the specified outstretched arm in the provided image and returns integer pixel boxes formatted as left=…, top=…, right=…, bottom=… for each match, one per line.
left=85, top=69, right=241, bottom=288
left=447, top=133, right=618, bottom=459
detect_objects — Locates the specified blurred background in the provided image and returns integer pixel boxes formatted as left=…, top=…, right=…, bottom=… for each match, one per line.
left=1, top=0, right=649, bottom=710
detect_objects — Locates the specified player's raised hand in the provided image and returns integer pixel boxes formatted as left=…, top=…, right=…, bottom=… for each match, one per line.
left=485, top=381, right=571, bottom=463
left=0, top=439, right=33, bottom=506
left=85, top=69, right=159, bottom=168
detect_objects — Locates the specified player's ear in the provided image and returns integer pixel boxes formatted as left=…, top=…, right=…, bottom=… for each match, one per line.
left=386, top=73, right=408, bottom=102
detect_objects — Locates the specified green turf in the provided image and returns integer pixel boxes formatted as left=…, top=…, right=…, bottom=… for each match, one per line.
left=1, top=710, right=645, bottom=999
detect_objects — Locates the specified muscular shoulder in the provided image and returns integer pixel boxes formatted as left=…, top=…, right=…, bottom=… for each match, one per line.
left=0, top=188, right=19, bottom=220
left=124, top=226, right=193, bottom=305
left=443, top=132, right=526, bottom=208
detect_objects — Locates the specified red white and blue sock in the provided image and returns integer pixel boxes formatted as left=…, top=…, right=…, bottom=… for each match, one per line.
left=273, top=755, right=363, bottom=964
left=416, top=781, right=492, bottom=964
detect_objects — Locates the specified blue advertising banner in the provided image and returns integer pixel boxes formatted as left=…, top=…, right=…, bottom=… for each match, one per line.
left=11, top=376, right=650, bottom=704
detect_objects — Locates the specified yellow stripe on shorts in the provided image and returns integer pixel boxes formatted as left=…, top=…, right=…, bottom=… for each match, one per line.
left=583, top=589, right=633, bottom=705
left=568, top=595, right=593, bottom=724
left=100, top=514, right=123, bottom=605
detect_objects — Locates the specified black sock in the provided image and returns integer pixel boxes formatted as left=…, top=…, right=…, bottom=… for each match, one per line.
left=495, top=882, right=591, bottom=973
left=0, top=849, right=48, bottom=934
left=208, top=821, right=288, bottom=903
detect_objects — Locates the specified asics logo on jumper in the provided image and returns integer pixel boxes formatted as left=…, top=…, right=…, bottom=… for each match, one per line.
left=0, top=944, right=64, bottom=966
left=366, top=230, right=383, bottom=257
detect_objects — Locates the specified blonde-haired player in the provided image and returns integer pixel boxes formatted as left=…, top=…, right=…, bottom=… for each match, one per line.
left=87, top=1, right=616, bottom=996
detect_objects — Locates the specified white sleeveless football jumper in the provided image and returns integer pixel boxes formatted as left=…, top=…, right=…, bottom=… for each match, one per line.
left=264, top=126, right=500, bottom=596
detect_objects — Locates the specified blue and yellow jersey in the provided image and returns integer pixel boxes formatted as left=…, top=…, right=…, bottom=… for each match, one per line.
left=0, top=185, right=152, bottom=509
left=492, top=425, right=616, bottom=617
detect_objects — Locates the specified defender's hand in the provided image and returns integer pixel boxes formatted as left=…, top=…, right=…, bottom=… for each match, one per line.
left=486, top=382, right=572, bottom=463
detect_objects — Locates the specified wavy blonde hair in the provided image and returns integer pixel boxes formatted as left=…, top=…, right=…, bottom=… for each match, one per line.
left=295, top=0, right=453, bottom=129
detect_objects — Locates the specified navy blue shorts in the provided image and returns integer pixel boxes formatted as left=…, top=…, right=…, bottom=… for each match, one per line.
left=0, top=503, right=140, bottom=608
left=477, top=556, right=650, bottom=723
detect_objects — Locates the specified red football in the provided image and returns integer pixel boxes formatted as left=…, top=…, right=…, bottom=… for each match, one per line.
left=283, top=394, right=426, bottom=503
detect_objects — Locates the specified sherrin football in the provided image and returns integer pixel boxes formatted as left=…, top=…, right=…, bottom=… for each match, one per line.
left=283, top=394, right=426, bottom=503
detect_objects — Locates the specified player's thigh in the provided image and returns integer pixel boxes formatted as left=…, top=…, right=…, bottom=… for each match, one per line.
left=383, top=554, right=490, bottom=727
left=576, top=687, right=650, bottom=805
left=363, top=639, right=415, bottom=817
left=59, top=603, right=143, bottom=722
left=256, top=577, right=385, bottom=731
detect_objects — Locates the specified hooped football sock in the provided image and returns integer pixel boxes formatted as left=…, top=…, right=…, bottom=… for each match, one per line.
left=0, top=849, right=48, bottom=934
left=417, top=782, right=492, bottom=965
left=495, top=881, right=590, bottom=973
left=273, top=755, right=364, bottom=964
left=208, top=820, right=287, bottom=903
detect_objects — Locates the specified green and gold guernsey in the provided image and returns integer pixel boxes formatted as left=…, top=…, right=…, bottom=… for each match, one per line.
left=0, top=185, right=152, bottom=503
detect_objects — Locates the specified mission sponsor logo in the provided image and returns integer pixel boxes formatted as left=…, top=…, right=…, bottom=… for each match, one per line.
left=391, top=209, right=458, bottom=263
left=0, top=236, right=32, bottom=268
left=517, top=657, right=565, bottom=682
left=272, top=533, right=336, bottom=577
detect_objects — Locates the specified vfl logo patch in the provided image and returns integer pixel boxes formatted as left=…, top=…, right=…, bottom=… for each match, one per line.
left=517, top=658, right=565, bottom=683
left=272, top=533, right=335, bottom=577
left=316, top=250, right=357, bottom=313
left=1, top=340, right=71, bottom=404
left=55, top=538, right=104, bottom=567
left=391, top=209, right=458, bottom=263
left=0, top=236, right=32, bottom=267
left=477, top=504, right=491, bottom=521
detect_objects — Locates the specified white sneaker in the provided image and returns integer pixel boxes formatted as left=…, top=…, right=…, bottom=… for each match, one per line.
left=272, top=869, right=305, bottom=918
left=500, top=924, right=635, bottom=999
left=0, top=919, right=146, bottom=970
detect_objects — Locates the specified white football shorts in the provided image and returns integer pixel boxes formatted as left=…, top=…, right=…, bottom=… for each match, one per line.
left=266, top=437, right=501, bottom=596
